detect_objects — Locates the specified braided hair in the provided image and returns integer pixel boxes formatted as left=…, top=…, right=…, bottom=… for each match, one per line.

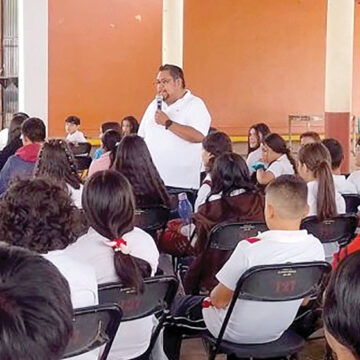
left=35, top=139, right=82, bottom=190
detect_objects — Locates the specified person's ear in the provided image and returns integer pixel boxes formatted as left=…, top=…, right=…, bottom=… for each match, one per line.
left=266, top=203, right=275, bottom=219
left=303, top=204, right=310, bottom=219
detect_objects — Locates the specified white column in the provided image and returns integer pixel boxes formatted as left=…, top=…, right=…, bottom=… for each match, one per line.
left=162, top=0, right=183, bottom=67
left=325, top=0, right=354, bottom=112
left=18, top=0, right=48, bottom=129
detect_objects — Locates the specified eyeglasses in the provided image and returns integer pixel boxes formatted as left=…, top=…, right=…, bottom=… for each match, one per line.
left=154, top=78, right=173, bottom=86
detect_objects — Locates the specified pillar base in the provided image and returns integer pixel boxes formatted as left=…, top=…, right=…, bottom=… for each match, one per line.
left=325, top=112, right=350, bottom=172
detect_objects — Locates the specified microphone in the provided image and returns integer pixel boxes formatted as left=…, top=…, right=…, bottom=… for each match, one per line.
left=156, top=95, right=163, bottom=111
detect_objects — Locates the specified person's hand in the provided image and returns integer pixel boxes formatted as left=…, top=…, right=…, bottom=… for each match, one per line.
left=252, top=162, right=266, bottom=171
left=155, top=110, right=169, bottom=126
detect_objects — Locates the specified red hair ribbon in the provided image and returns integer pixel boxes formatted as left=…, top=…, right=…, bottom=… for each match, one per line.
left=111, top=238, right=130, bottom=254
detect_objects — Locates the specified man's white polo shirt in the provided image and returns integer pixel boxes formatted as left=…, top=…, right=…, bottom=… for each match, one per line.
left=138, top=91, right=211, bottom=189
left=202, top=229, right=325, bottom=344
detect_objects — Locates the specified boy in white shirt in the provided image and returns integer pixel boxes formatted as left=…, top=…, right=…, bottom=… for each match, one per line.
left=163, top=175, right=325, bottom=360
left=65, top=115, right=88, bottom=143
left=322, top=138, right=356, bottom=194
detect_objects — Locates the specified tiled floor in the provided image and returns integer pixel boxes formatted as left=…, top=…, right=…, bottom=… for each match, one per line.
left=180, top=337, right=325, bottom=360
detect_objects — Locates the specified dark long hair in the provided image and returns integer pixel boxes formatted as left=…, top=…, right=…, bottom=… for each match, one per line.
left=112, top=135, right=170, bottom=207
left=82, top=170, right=151, bottom=293
left=206, top=152, right=256, bottom=209
left=324, top=251, right=360, bottom=359
left=202, top=132, right=232, bottom=172
left=247, top=123, right=270, bottom=154
left=7, top=112, right=29, bottom=145
left=121, top=116, right=139, bottom=134
left=298, top=143, right=337, bottom=221
left=263, top=133, right=297, bottom=174
left=35, top=139, right=82, bottom=190
left=101, top=130, right=121, bottom=168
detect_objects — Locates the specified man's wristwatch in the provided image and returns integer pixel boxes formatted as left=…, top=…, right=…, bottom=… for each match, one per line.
left=165, top=119, right=173, bottom=130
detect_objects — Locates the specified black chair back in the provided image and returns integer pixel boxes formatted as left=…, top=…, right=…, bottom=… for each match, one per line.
left=74, top=156, right=92, bottom=171
left=343, top=194, right=360, bottom=213
left=98, top=275, right=178, bottom=358
left=134, top=205, right=170, bottom=233
left=300, top=214, right=358, bottom=247
left=209, top=221, right=268, bottom=251
left=69, top=142, right=92, bottom=156
left=210, top=261, right=331, bottom=359
left=62, top=304, right=122, bottom=360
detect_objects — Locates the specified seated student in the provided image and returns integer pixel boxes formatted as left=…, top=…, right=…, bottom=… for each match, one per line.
left=112, top=134, right=171, bottom=208
left=0, top=117, right=45, bottom=194
left=93, top=121, right=121, bottom=160
left=88, top=130, right=121, bottom=177
left=163, top=175, right=325, bottom=360
left=0, top=177, right=98, bottom=309
left=194, top=131, right=232, bottom=212
left=65, top=115, right=88, bottom=143
left=64, top=170, right=159, bottom=360
left=347, top=137, right=360, bottom=193
left=324, top=251, right=360, bottom=360
left=246, top=123, right=270, bottom=174
left=256, top=133, right=296, bottom=185
left=297, top=142, right=346, bottom=218
left=300, top=131, right=321, bottom=146
left=121, top=115, right=139, bottom=136
left=0, top=245, right=73, bottom=360
left=35, top=139, right=84, bottom=208
left=0, top=112, right=29, bottom=171
left=322, top=138, right=356, bottom=194
left=183, top=152, right=265, bottom=294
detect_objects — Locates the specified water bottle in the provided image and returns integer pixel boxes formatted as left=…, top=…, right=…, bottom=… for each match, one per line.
left=178, top=192, right=193, bottom=240
left=178, top=192, right=193, bottom=225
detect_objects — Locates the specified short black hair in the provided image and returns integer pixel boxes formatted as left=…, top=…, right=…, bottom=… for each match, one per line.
left=322, top=138, right=344, bottom=170
left=266, top=175, right=308, bottom=219
left=21, top=117, right=46, bottom=142
left=65, top=115, right=81, bottom=126
left=0, top=245, right=73, bottom=360
left=101, top=121, right=121, bottom=133
left=0, top=177, right=85, bottom=253
left=300, top=131, right=321, bottom=142
left=324, top=251, right=360, bottom=359
left=159, top=64, right=185, bottom=88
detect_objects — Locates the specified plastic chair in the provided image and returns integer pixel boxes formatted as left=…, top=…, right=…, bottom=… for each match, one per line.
left=62, top=304, right=122, bottom=360
left=69, top=142, right=92, bottom=156
left=209, top=221, right=268, bottom=251
left=300, top=214, right=358, bottom=247
left=134, top=205, right=170, bottom=236
left=98, top=275, right=179, bottom=360
left=343, top=194, right=360, bottom=213
left=203, top=261, right=331, bottom=360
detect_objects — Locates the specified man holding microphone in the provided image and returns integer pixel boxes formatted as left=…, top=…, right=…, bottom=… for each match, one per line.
left=138, top=64, right=211, bottom=196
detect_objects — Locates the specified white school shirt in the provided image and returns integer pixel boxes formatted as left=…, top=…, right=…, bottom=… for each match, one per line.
left=266, top=154, right=295, bottom=178
left=44, top=250, right=99, bottom=360
left=246, top=147, right=262, bottom=175
left=194, top=174, right=211, bottom=212
left=66, top=130, right=88, bottom=143
left=138, top=90, right=211, bottom=189
left=64, top=227, right=159, bottom=360
left=348, top=170, right=360, bottom=194
left=67, top=183, right=83, bottom=208
left=202, top=230, right=325, bottom=344
left=307, top=180, right=346, bottom=217
left=332, top=175, right=357, bottom=195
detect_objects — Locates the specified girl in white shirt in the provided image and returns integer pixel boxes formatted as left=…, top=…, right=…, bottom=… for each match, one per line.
left=66, top=170, right=159, bottom=360
left=195, top=131, right=232, bottom=212
left=246, top=123, right=270, bottom=174
left=35, top=139, right=84, bottom=208
left=297, top=142, right=345, bottom=219
left=256, top=133, right=296, bottom=185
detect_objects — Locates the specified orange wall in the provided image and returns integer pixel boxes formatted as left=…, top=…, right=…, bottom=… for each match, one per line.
left=48, top=0, right=162, bottom=138
left=48, top=1, right=360, bottom=137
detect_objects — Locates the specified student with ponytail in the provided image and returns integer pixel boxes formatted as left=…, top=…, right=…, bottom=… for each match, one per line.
left=64, top=170, right=159, bottom=360
left=256, top=133, right=296, bottom=185
left=297, top=142, right=345, bottom=220
left=35, top=139, right=84, bottom=208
